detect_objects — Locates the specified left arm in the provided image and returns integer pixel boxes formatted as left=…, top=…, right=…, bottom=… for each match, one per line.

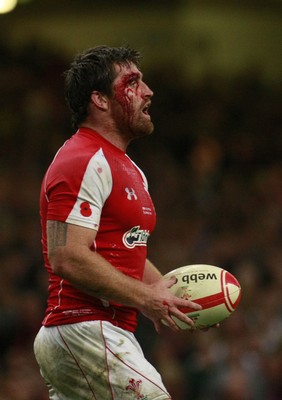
left=142, top=258, right=163, bottom=284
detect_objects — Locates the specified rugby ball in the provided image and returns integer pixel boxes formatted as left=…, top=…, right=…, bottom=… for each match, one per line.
left=163, top=264, right=241, bottom=330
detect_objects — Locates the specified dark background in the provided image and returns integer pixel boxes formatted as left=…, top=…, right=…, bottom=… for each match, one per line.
left=0, top=1, right=281, bottom=399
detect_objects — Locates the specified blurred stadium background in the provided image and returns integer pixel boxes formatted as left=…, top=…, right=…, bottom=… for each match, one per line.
left=0, top=1, right=281, bottom=399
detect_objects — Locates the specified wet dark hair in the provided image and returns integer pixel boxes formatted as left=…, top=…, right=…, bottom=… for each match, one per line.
left=64, top=45, right=141, bottom=128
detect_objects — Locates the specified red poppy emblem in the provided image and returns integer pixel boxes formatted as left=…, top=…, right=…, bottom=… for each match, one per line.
left=80, top=201, right=92, bottom=217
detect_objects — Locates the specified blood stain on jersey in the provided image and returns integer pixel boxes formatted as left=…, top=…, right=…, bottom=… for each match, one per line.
left=80, top=201, right=92, bottom=217
left=125, top=378, right=148, bottom=399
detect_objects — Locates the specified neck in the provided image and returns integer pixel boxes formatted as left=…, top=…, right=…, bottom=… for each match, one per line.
left=81, top=121, right=130, bottom=152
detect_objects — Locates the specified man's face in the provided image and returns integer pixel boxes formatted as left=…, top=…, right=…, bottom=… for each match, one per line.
left=110, top=62, right=154, bottom=139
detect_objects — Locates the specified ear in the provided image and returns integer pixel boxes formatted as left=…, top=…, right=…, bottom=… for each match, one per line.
left=90, top=91, right=109, bottom=111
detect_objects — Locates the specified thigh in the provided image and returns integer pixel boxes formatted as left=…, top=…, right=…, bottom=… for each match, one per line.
left=34, top=321, right=171, bottom=400
left=101, top=321, right=171, bottom=399
left=34, top=323, right=111, bottom=399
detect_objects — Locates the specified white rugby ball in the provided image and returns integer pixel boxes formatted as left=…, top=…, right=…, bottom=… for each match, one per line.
left=163, top=264, right=241, bottom=330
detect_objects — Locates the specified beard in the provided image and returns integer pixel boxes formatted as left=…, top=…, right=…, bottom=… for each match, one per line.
left=129, top=113, right=154, bottom=139
left=112, top=102, right=154, bottom=141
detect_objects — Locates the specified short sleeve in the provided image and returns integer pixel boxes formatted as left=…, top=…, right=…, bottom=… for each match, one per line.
left=65, top=148, right=112, bottom=230
left=46, top=148, right=112, bottom=231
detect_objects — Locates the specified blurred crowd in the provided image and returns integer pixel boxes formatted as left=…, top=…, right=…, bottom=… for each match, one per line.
left=0, top=42, right=281, bottom=400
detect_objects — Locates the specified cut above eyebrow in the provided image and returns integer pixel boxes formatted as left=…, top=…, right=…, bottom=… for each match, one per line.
left=127, top=72, right=140, bottom=80
left=125, top=71, right=143, bottom=83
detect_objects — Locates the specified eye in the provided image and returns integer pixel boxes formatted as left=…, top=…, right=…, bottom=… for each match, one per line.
left=128, top=78, right=138, bottom=87
left=126, top=73, right=140, bottom=88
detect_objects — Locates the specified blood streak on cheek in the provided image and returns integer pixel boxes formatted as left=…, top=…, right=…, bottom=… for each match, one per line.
left=114, top=73, right=139, bottom=123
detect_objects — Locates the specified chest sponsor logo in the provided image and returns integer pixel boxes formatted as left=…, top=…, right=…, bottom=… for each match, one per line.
left=122, top=225, right=150, bottom=248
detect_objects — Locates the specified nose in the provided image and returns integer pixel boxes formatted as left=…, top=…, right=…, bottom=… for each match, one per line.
left=142, top=81, right=154, bottom=98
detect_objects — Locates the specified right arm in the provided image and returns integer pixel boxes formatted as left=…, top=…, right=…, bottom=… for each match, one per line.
left=47, top=220, right=201, bottom=332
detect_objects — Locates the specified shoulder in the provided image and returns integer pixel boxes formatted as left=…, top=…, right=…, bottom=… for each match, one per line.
left=125, top=155, right=149, bottom=190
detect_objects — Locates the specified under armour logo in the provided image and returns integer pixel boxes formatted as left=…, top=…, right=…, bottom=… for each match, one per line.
left=125, top=187, right=137, bottom=200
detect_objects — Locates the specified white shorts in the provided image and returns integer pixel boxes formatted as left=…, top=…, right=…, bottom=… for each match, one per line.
left=34, top=321, right=171, bottom=400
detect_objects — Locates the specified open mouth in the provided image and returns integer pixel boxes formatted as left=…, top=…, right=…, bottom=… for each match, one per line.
left=142, top=103, right=151, bottom=118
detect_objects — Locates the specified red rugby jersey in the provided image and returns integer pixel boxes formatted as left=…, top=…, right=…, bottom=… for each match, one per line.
left=40, top=127, right=156, bottom=332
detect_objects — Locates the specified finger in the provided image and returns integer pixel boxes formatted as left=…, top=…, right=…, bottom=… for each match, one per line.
left=200, top=323, right=220, bottom=332
left=169, top=306, right=195, bottom=328
left=175, top=297, right=202, bottom=312
left=161, top=300, right=180, bottom=331
left=153, top=320, right=162, bottom=334
left=162, top=314, right=180, bottom=332
left=165, top=275, right=177, bottom=289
